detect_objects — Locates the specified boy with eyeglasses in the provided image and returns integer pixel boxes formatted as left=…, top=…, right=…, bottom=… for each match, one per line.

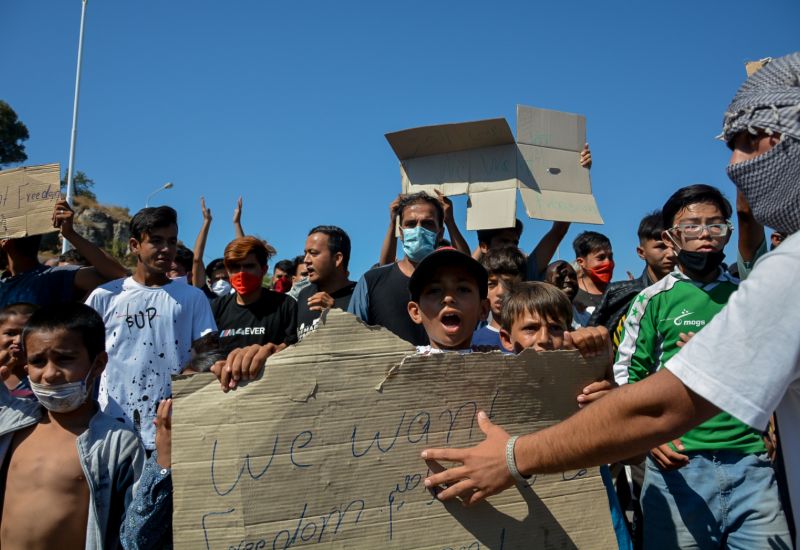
left=613, top=184, right=789, bottom=548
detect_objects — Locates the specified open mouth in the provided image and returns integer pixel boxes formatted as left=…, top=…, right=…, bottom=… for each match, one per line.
left=440, top=312, right=462, bottom=333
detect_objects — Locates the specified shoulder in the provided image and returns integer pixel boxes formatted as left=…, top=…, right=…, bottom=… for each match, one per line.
left=87, top=277, right=128, bottom=300
left=364, top=263, right=396, bottom=283
left=296, top=283, right=318, bottom=301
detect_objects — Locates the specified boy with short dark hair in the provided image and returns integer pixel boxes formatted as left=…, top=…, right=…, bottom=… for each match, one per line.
left=572, top=231, right=614, bottom=322
left=0, top=303, right=147, bottom=549
left=614, top=184, right=790, bottom=547
left=0, top=302, right=37, bottom=398
left=471, top=246, right=526, bottom=349
left=407, top=247, right=489, bottom=353
left=86, top=206, right=216, bottom=451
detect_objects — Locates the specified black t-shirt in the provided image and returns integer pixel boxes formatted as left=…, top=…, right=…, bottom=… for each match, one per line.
left=573, top=288, right=603, bottom=314
left=364, top=263, right=428, bottom=346
left=296, top=281, right=357, bottom=341
left=211, top=289, right=297, bottom=352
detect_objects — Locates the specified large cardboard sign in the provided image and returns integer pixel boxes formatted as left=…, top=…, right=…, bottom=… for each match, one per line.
left=0, top=163, right=61, bottom=239
left=385, top=105, right=603, bottom=230
left=172, top=310, right=616, bottom=549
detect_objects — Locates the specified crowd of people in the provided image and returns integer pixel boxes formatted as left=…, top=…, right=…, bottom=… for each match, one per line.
left=0, top=51, right=798, bottom=549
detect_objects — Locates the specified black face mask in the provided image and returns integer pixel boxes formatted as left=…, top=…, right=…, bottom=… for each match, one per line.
left=676, top=249, right=725, bottom=278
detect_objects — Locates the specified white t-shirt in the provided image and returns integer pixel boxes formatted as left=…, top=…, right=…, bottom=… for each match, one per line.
left=666, top=230, right=800, bottom=546
left=86, top=277, right=217, bottom=449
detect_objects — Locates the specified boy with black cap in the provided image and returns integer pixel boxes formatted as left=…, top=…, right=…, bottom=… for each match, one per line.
left=407, top=247, right=489, bottom=353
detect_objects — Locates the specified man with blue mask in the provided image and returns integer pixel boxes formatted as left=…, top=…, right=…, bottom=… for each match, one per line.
left=348, top=192, right=445, bottom=345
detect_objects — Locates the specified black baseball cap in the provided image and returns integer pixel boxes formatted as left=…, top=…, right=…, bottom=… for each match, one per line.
left=409, top=247, right=488, bottom=301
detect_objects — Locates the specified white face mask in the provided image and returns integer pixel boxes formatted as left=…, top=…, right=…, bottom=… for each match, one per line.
left=211, top=278, right=232, bottom=296
left=30, top=369, right=94, bottom=413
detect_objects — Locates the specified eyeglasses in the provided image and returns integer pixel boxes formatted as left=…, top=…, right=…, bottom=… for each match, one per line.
left=670, top=222, right=732, bottom=238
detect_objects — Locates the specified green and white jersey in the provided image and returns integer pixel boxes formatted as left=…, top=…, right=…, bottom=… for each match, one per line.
left=614, top=269, right=765, bottom=454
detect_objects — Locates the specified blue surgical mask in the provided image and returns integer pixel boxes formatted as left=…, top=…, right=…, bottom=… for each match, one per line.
left=402, top=226, right=437, bottom=263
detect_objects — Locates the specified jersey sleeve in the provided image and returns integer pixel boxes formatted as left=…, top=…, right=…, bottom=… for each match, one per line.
left=346, top=275, right=369, bottom=322
left=613, top=292, right=659, bottom=385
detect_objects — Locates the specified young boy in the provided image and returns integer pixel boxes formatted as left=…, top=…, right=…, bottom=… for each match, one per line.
left=572, top=231, right=614, bottom=321
left=0, top=302, right=37, bottom=398
left=614, top=184, right=790, bottom=547
left=544, top=260, right=583, bottom=328
left=86, top=206, right=216, bottom=451
left=0, top=303, right=145, bottom=549
left=471, top=246, right=526, bottom=349
left=407, top=247, right=489, bottom=353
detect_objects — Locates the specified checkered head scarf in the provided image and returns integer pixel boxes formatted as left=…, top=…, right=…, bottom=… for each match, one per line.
left=724, top=52, right=800, bottom=235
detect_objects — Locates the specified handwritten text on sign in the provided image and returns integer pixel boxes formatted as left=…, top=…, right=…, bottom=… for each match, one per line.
left=171, top=310, right=616, bottom=550
left=0, top=163, right=61, bottom=239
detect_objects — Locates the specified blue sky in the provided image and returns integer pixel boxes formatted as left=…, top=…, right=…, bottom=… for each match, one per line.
left=3, top=1, right=799, bottom=279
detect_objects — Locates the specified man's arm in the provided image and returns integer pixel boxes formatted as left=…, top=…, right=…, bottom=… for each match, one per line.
left=346, top=275, right=369, bottom=322
left=233, top=196, right=245, bottom=238
left=379, top=195, right=401, bottom=266
left=192, top=197, right=213, bottom=289
left=528, top=221, right=570, bottom=279
left=435, top=190, right=471, bottom=256
left=53, top=200, right=129, bottom=293
left=422, top=368, right=718, bottom=504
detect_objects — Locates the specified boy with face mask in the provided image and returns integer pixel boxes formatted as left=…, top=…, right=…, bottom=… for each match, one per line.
left=572, top=231, right=614, bottom=323
left=612, top=184, right=790, bottom=548
left=0, top=303, right=157, bottom=549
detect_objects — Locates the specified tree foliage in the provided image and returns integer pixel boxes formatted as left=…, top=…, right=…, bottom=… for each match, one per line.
left=61, top=170, right=97, bottom=201
left=0, top=100, right=29, bottom=167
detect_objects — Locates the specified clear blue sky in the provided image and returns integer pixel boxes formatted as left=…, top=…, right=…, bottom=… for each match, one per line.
left=3, top=1, right=799, bottom=279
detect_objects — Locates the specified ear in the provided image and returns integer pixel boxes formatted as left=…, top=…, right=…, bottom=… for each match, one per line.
left=499, top=328, right=514, bottom=353
left=661, top=230, right=678, bottom=252
left=260, top=265, right=269, bottom=278
left=636, top=245, right=646, bottom=261
left=129, top=237, right=140, bottom=255
left=92, top=351, right=108, bottom=377
left=407, top=301, right=423, bottom=325
left=334, top=252, right=344, bottom=269
left=575, top=256, right=586, bottom=269
left=478, top=242, right=489, bottom=254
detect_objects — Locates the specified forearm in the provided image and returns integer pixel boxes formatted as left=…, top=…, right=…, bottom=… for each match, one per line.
left=446, top=220, right=471, bottom=257
left=531, top=221, right=570, bottom=273
left=64, top=230, right=128, bottom=279
left=192, top=220, right=211, bottom=288
left=379, top=221, right=397, bottom=266
left=234, top=221, right=245, bottom=239
left=515, top=369, right=716, bottom=474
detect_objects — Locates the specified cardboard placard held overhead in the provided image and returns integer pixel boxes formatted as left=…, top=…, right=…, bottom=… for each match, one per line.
left=385, top=105, right=603, bottom=230
left=171, top=310, right=616, bottom=549
left=0, top=163, right=61, bottom=239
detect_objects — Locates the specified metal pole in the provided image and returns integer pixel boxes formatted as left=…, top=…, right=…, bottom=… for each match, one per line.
left=63, top=0, right=88, bottom=253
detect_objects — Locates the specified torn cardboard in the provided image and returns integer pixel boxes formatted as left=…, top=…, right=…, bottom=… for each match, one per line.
left=0, top=163, right=61, bottom=239
left=385, top=105, right=603, bottom=230
left=172, top=310, right=616, bottom=549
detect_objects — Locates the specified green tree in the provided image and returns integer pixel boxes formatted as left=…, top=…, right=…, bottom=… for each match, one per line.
left=0, top=100, right=29, bottom=167
left=61, top=170, right=97, bottom=201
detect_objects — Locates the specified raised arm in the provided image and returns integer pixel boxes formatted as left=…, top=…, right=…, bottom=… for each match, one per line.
left=435, top=190, right=470, bottom=256
left=192, top=197, right=213, bottom=289
left=53, top=200, right=130, bottom=293
left=233, top=196, right=245, bottom=239
left=378, top=195, right=401, bottom=266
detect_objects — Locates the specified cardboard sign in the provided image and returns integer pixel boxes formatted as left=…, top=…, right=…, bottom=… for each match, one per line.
left=385, top=106, right=603, bottom=230
left=0, top=163, right=61, bottom=239
left=172, top=310, right=616, bottom=549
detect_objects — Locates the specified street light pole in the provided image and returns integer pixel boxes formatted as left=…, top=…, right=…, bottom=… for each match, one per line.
left=63, top=0, right=89, bottom=254
left=145, top=182, right=174, bottom=207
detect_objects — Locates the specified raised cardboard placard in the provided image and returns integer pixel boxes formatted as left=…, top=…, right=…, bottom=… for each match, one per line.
left=172, top=310, right=616, bottom=549
left=0, top=163, right=61, bottom=239
left=385, top=105, right=603, bottom=230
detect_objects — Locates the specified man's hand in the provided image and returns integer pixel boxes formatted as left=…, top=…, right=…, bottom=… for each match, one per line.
left=564, top=326, right=613, bottom=362
left=577, top=379, right=618, bottom=408
left=434, top=190, right=455, bottom=225
left=307, top=292, right=334, bottom=312
left=200, top=196, right=212, bottom=223
left=676, top=332, right=695, bottom=348
left=210, top=343, right=281, bottom=392
left=154, top=398, right=172, bottom=469
left=579, top=143, right=592, bottom=169
left=52, top=199, right=76, bottom=238
left=649, top=439, right=688, bottom=470
left=233, top=196, right=243, bottom=225
left=389, top=194, right=401, bottom=222
left=422, top=411, right=514, bottom=506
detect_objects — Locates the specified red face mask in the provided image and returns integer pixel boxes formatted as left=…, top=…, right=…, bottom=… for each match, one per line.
left=272, top=275, right=292, bottom=294
left=229, top=271, right=263, bottom=295
left=585, top=260, right=615, bottom=285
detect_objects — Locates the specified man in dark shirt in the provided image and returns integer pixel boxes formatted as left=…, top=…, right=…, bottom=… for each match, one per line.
left=348, top=192, right=448, bottom=345
left=295, top=225, right=356, bottom=341
left=211, top=236, right=297, bottom=353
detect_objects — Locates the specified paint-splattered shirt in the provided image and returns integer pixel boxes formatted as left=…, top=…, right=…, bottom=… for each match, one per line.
left=86, top=277, right=216, bottom=449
